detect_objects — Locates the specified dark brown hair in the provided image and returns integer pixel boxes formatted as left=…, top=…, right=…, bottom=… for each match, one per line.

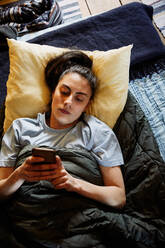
left=45, top=50, right=97, bottom=99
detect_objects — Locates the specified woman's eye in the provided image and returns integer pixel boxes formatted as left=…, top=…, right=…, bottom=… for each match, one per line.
left=76, top=97, right=84, bottom=102
left=61, top=91, right=69, bottom=96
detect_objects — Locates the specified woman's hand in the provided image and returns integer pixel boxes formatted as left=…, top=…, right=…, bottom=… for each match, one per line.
left=17, top=155, right=57, bottom=182
left=0, top=155, right=125, bottom=208
left=49, top=156, right=77, bottom=192
left=0, top=155, right=76, bottom=199
left=17, top=155, right=77, bottom=192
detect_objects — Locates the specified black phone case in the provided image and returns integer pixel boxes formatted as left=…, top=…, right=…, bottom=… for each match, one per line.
left=32, top=148, right=57, bottom=163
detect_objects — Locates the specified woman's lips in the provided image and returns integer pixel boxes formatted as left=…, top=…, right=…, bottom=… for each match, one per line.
left=59, top=109, right=70, bottom=115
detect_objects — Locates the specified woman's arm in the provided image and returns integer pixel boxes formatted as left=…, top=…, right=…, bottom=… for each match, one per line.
left=51, top=156, right=126, bottom=209
left=71, top=166, right=126, bottom=208
left=0, top=156, right=48, bottom=199
left=0, top=156, right=126, bottom=208
left=0, top=167, right=24, bottom=199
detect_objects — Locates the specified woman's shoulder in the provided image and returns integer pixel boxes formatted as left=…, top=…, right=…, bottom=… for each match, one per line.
left=83, top=114, right=112, bottom=133
left=12, top=113, right=43, bottom=130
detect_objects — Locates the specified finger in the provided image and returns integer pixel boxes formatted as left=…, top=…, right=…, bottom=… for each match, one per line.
left=55, top=155, right=64, bottom=168
left=28, top=163, right=57, bottom=171
left=22, top=169, right=58, bottom=181
left=26, top=156, right=45, bottom=165
left=51, top=176, right=68, bottom=188
left=54, top=183, right=66, bottom=190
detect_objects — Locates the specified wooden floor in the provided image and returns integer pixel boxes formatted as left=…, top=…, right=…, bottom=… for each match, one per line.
left=78, top=0, right=165, bottom=44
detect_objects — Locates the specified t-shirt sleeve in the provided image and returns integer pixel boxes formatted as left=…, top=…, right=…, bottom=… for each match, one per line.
left=91, top=122, right=124, bottom=167
left=0, top=121, right=21, bottom=167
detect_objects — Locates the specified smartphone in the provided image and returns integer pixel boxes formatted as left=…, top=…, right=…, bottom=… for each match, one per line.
left=32, top=147, right=57, bottom=163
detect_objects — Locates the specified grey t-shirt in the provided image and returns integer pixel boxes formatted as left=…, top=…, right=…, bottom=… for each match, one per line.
left=0, top=113, right=124, bottom=167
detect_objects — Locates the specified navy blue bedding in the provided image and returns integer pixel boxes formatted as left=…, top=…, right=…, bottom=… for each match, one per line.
left=29, top=2, right=165, bottom=64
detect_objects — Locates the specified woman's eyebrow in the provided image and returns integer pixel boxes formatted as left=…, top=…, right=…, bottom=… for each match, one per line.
left=76, top=92, right=88, bottom=97
left=62, top=84, right=88, bottom=96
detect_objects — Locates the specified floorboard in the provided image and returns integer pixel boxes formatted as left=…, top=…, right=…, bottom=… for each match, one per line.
left=78, top=0, right=90, bottom=16
left=85, top=0, right=121, bottom=15
left=120, top=0, right=141, bottom=4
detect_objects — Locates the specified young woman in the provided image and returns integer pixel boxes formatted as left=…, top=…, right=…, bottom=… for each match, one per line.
left=0, top=51, right=126, bottom=208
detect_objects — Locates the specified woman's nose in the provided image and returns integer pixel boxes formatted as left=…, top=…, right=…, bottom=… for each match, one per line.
left=64, top=95, right=73, bottom=107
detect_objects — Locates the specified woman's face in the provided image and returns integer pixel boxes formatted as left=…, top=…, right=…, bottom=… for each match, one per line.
left=50, top=72, right=92, bottom=129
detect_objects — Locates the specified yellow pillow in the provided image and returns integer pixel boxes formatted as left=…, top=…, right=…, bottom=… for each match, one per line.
left=4, top=39, right=132, bottom=132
